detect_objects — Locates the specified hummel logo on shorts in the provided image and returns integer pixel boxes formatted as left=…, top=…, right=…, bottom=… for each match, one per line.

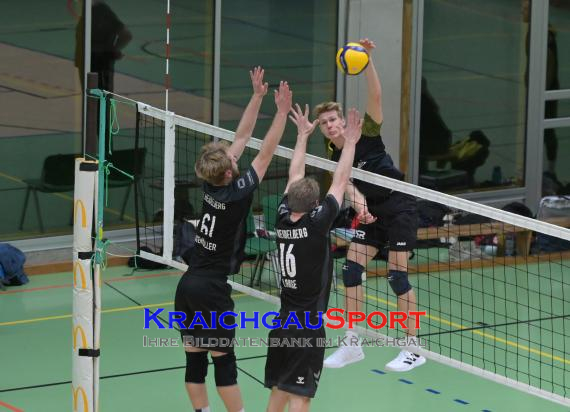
left=313, top=370, right=321, bottom=386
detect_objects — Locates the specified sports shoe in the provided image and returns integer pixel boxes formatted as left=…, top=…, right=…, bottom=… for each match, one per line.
left=385, top=350, right=426, bottom=372
left=323, top=345, right=365, bottom=368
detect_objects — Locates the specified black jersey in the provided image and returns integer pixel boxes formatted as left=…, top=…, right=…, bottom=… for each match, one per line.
left=188, top=166, right=259, bottom=276
left=329, top=113, right=404, bottom=200
left=275, top=194, right=339, bottom=320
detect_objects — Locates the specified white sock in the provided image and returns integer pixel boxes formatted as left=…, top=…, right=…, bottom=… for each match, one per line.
left=195, top=407, right=210, bottom=412
left=404, top=335, right=421, bottom=352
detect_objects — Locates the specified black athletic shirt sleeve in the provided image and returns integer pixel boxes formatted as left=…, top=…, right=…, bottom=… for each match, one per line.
left=204, top=166, right=259, bottom=203
left=230, top=166, right=259, bottom=199
left=309, top=195, right=340, bottom=234
left=276, top=195, right=290, bottom=224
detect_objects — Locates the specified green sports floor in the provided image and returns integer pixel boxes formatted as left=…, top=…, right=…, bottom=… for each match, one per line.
left=1, top=264, right=568, bottom=411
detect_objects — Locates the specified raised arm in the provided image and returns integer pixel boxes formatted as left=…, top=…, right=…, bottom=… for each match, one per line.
left=327, top=109, right=362, bottom=206
left=345, top=180, right=365, bottom=213
left=251, top=81, right=292, bottom=182
left=284, top=103, right=318, bottom=193
left=228, top=66, right=268, bottom=160
left=361, top=38, right=383, bottom=125
left=345, top=181, right=376, bottom=224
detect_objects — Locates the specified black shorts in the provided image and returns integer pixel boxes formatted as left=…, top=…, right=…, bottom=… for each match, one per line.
left=264, top=326, right=326, bottom=398
left=352, top=191, right=418, bottom=252
left=174, top=272, right=235, bottom=353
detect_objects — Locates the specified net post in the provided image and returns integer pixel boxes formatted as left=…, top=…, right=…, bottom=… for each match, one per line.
left=85, top=72, right=99, bottom=158
left=74, top=86, right=107, bottom=412
left=92, top=90, right=107, bottom=265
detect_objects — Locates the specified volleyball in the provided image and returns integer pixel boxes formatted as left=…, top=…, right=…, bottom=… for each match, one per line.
left=336, top=42, right=369, bottom=75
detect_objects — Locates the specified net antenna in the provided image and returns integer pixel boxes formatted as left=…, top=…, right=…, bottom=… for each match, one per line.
left=165, top=0, right=171, bottom=111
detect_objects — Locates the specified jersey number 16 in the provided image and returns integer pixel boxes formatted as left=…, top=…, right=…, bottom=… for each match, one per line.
left=279, top=243, right=296, bottom=278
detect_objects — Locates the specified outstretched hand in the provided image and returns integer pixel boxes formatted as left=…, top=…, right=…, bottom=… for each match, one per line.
left=274, top=81, right=293, bottom=114
left=288, top=103, right=318, bottom=138
left=359, top=38, right=376, bottom=53
left=356, top=207, right=377, bottom=224
left=250, top=66, right=268, bottom=97
left=343, top=108, right=363, bottom=145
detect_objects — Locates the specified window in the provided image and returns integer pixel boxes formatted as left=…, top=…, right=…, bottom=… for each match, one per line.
left=419, top=0, right=528, bottom=193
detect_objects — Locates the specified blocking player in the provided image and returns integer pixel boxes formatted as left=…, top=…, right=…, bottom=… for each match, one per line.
left=264, top=104, right=362, bottom=412
left=174, top=68, right=292, bottom=412
left=319, top=39, right=426, bottom=372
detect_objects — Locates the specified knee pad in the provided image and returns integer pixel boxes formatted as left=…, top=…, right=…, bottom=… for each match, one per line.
left=342, top=260, right=364, bottom=287
left=212, top=352, right=238, bottom=387
left=387, top=270, right=411, bottom=296
left=185, top=351, right=209, bottom=383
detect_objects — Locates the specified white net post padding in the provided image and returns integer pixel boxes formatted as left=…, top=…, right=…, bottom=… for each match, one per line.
left=92, top=262, right=102, bottom=409
left=72, top=158, right=99, bottom=412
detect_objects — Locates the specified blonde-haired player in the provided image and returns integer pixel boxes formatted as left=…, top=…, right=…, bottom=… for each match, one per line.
left=175, top=67, right=292, bottom=412
left=318, top=39, right=426, bottom=372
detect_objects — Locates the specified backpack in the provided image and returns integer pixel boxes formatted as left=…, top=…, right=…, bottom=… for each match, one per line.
left=0, top=243, right=29, bottom=286
left=534, top=196, right=570, bottom=252
left=449, top=130, right=490, bottom=179
left=502, top=201, right=533, bottom=218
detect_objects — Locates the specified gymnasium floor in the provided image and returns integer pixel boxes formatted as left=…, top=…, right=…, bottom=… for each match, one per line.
left=1, top=265, right=568, bottom=411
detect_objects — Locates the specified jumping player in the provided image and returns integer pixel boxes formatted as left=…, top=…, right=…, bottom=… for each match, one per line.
left=319, top=39, right=426, bottom=372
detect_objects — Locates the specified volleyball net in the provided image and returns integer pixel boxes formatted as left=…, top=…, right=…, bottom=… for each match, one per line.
left=80, top=92, right=570, bottom=407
